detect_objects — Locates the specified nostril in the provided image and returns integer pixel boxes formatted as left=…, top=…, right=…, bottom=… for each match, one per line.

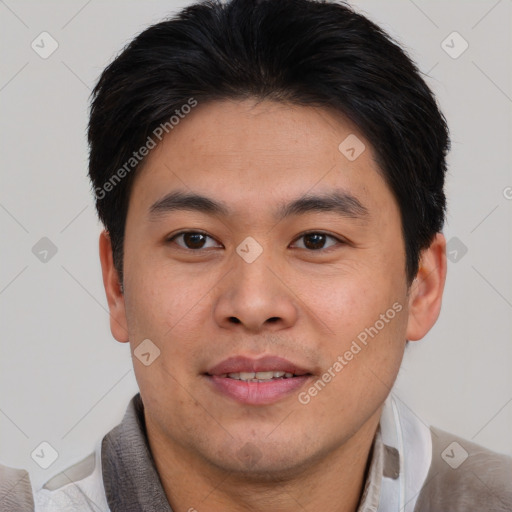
left=229, top=317, right=241, bottom=324
left=266, top=317, right=280, bottom=323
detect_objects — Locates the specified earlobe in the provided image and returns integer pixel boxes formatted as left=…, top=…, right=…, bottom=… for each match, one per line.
left=405, top=233, right=447, bottom=341
left=98, top=230, right=129, bottom=343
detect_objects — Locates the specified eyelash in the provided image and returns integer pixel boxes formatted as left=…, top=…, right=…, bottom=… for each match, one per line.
left=166, top=230, right=345, bottom=252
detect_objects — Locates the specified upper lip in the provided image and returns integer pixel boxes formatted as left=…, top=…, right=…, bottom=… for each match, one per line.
left=206, top=355, right=311, bottom=376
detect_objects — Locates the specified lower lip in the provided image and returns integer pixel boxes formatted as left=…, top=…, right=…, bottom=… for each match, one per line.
left=206, top=375, right=311, bottom=405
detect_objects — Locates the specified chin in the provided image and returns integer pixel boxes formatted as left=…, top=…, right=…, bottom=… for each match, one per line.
left=213, top=455, right=309, bottom=482
left=203, top=435, right=324, bottom=482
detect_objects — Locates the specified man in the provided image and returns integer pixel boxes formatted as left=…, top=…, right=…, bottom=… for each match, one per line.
left=18, top=0, right=511, bottom=510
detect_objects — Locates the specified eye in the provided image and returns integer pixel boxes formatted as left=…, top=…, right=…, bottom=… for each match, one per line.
left=291, top=232, right=343, bottom=251
left=167, top=231, right=222, bottom=250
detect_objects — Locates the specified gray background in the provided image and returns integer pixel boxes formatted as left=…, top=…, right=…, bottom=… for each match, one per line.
left=1, top=0, right=511, bottom=489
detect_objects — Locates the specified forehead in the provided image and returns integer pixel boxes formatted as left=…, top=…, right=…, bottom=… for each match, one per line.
left=129, top=99, right=396, bottom=220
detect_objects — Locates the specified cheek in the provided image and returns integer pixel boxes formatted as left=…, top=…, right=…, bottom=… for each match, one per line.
left=294, top=263, right=408, bottom=395
left=292, top=265, right=399, bottom=340
left=307, top=303, right=407, bottom=420
left=123, top=257, right=216, bottom=383
left=124, top=253, right=209, bottom=336
left=125, top=267, right=209, bottom=421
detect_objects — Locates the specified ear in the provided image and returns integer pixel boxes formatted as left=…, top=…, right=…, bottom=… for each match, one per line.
left=405, top=233, right=447, bottom=341
left=99, top=230, right=129, bottom=343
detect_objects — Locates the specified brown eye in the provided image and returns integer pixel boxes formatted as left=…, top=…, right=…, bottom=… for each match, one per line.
left=169, top=231, right=221, bottom=250
left=303, top=233, right=327, bottom=249
left=292, top=232, right=341, bottom=251
left=182, top=233, right=207, bottom=249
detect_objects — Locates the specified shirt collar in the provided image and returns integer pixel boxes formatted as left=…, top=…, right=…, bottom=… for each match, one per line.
left=357, top=426, right=385, bottom=511
left=101, top=393, right=172, bottom=512
left=101, top=393, right=392, bottom=511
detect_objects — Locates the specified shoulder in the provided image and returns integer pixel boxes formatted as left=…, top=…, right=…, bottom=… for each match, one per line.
left=414, top=426, right=512, bottom=512
left=34, top=443, right=110, bottom=512
left=0, top=463, right=35, bottom=511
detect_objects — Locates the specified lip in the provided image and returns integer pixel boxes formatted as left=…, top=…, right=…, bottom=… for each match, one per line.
left=205, top=355, right=312, bottom=405
left=207, top=355, right=310, bottom=376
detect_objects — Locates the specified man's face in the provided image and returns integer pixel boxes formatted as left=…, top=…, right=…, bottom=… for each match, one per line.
left=119, top=99, right=411, bottom=476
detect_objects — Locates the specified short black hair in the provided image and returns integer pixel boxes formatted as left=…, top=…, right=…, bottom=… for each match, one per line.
left=88, top=0, right=450, bottom=286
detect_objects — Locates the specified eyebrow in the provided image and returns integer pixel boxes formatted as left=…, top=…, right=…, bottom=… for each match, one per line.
left=148, top=189, right=369, bottom=222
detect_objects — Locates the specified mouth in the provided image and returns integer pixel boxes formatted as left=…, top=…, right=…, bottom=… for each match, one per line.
left=217, top=371, right=300, bottom=382
left=204, top=356, right=313, bottom=405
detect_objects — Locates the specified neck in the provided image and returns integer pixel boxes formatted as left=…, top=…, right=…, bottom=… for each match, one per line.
left=145, top=407, right=382, bottom=512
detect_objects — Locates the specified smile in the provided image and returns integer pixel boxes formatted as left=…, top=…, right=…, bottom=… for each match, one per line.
left=205, top=355, right=313, bottom=405
left=222, top=371, right=296, bottom=382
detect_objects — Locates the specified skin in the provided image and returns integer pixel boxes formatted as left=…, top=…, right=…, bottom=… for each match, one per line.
left=99, top=98, right=447, bottom=512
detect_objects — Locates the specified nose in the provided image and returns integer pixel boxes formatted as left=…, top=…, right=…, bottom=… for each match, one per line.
left=213, top=255, right=299, bottom=333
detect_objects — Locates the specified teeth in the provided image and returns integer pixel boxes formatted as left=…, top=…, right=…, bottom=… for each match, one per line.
left=226, top=371, right=294, bottom=381
left=254, top=371, right=274, bottom=380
